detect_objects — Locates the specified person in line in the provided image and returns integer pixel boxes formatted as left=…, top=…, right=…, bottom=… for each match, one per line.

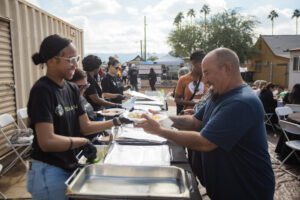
left=252, top=80, right=267, bottom=96
left=259, top=82, right=277, bottom=124
left=182, top=86, right=213, bottom=115
left=27, top=34, right=132, bottom=200
left=101, top=59, right=130, bottom=104
left=122, top=66, right=128, bottom=84
left=148, top=68, right=157, bottom=91
left=283, top=83, right=300, bottom=104
left=165, top=66, right=189, bottom=103
left=175, top=50, right=207, bottom=115
left=137, top=48, right=275, bottom=200
left=128, top=65, right=139, bottom=91
left=82, top=55, right=122, bottom=113
left=117, top=66, right=122, bottom=79
left=98, top=67, right=105, bottom=80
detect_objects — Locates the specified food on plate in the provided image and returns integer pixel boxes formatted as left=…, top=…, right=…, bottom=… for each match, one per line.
left=126, top=110, right=166, bottom=122
left=102, top=110, right=120, bottom=114
left=152, top=115, right=162, bottom=121
left=127, top=111, right=147, bottom=119
left=98, top=108, right=125, bottom=116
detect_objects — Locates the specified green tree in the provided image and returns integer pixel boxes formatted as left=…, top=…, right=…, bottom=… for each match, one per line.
left=168, top=9, right=258, bottom=62
left=148, top=55, right=158, bottom=61
left=173, top=12, right=184, bottom=29
left=206, top=10, right=258, bottom=62
left=292, top=9, right=300, bottom=35
left=268, top=10, right=279, bottom=35
left=168, top=25, right=204, bottom=57
left=200, top=4, right=210, bottom=38
left=187, top=9, right=196, bottom=25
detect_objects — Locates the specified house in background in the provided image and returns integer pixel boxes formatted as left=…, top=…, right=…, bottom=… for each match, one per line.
left=289, top=48, right=300, bottom=90
left=126, top=55, right=144, bottom=66
left=249, top=35, right=300, bottom=87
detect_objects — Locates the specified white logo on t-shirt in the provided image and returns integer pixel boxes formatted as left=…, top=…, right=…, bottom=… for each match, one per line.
left=55, top=104, right=64, bottom=116
left=188, top=82, right=205, bottom=95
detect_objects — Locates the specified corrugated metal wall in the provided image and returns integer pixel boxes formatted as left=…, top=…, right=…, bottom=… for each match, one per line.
left=0, top=17, right=17, bottom=156
left=0, top=0, right=84, bottom=156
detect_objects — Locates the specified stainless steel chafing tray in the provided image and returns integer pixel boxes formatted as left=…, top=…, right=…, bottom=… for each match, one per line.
left=66, top=164, right=190, bottom=199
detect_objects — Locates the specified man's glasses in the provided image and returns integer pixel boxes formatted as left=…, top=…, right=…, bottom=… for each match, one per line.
left=78, top=83, right=90, bottom=90
left=56, top=55, right=80, bottom=64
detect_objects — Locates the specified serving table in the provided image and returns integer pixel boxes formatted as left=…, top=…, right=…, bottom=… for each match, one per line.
left=67, top=131, right=202, bottom=199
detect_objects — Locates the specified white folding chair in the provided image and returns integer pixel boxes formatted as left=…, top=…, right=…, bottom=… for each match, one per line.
left=275, top=106, right=293, bottom=121
left=17, top=107, right=28, bottom=129
left=264, top=113, right=276, bottom=133
left=286, top=104, right=300, bottom=113
left=278, top=120, right=300, bottom=180
left=0, top=113, right=32, bottom=175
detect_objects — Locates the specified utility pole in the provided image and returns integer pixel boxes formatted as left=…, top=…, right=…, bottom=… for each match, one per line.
left=140, top=40, right=143, bottom=58
left=144, top=16, right=147, bottom=61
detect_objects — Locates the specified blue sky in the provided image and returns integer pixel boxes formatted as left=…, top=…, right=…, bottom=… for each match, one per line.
left=27, top=0, right=299, bottom=55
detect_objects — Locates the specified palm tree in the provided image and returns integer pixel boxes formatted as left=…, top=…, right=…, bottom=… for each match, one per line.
left=200, top=4, right=210, bottom=39
left=292, top=9, right=300, bottom=35
left=174, top=12, right=184, bottom=29
left=187, top=9, right=196, bottom=25
left=268, top=10, right=279, bottom=35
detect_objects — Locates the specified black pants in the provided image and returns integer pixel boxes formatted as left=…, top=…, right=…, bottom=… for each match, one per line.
left=150, top=81, right=156, bottom=91
left=122, top=76, right=127, bottom=84
left=131, top=83, right=138, bottom=91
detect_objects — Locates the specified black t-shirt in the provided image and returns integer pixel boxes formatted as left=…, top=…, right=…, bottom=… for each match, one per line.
left=80, top=96, right=95, bottom=120
left=259, top=89, right=277, bottom=113
left=27, top=76, right=85, bottom=172
left=84, top=74, right=103, bottom=111
left=101, top=73, right=123, bottom=104
left=128, top=68, right=138, bottom=84
left=149, top=72, right=157, bottom=83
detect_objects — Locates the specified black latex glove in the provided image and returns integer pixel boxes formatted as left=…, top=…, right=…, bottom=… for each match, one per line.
left=116, top=94, right=126, bottom=100
left=82, top=141, right=97, bottom=163
left=119, top=116, right=133, bottom=124
left=125, top=85, right=131, bottom=90
left=114, top=104, right=123, bottom=108
left=113, top=116, right=133, bottom=126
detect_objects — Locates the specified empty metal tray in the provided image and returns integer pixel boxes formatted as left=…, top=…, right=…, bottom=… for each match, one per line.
left=66, top=164, right=190, bottom=199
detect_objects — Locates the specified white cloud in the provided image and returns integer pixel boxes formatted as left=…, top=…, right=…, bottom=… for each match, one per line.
left=246, top=5, right=296, bottom=36
left=68, top=0, right=121, bottom=15
left=126, top=7, right=139, bottom=16
left=69, top=0, right=84, bottom=4
left=66, top=16, right=144, bottom=53
left=33, top=0, right=298, bottom=54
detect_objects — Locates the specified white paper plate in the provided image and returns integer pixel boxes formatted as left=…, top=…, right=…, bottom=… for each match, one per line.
left=123, top=110, right=148, bottom=122
left=124, top=111, right=167, bottom=123
left=133, top=105, right=162, bottom=112
left=97, top=108, right=125, bottom=117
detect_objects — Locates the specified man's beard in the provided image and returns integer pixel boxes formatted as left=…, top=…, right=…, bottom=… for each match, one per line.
left=210, top=89, right=220, bottom=101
